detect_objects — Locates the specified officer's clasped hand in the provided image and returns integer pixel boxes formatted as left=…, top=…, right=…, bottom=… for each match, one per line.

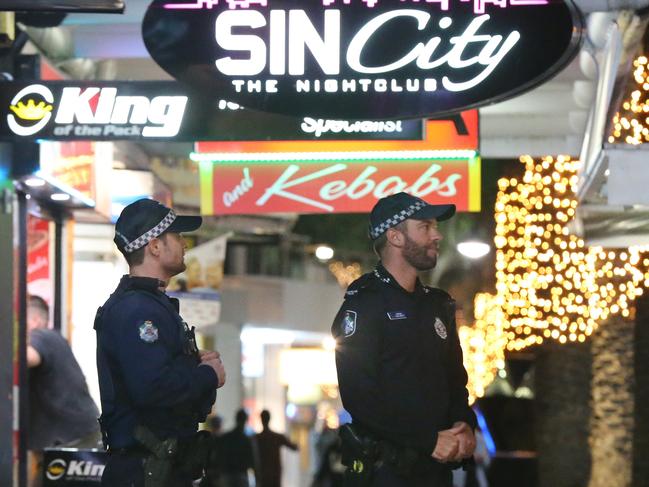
left=432, top=422, right=476, bottom=463
left=431, top=430, right=460, bottom=463
left=199, top=350, right=226, bottom=388
left=450, top=421, right=476, bottom=459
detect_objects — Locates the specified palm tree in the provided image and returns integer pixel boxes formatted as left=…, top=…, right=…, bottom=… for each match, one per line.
left=588, top=315, right=635, bottom=487
left=534, top=341, right=591, bottom=487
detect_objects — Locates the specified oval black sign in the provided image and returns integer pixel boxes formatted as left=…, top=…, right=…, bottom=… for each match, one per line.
left=142, top=0, right=583, bottom=119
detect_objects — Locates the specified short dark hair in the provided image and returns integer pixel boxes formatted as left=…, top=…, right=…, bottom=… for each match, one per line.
left=235, top=408, right=249, bottom=426
left=119, top=245, right=146, bottom=267
left=28, top=295, right=49, bottom=321
left=117, top=232, right=171, bottom=267
left=260, top=409, right=271, bottom=425
left=209, top=415, right=222, bottom=431
left=372, top=220, right=407, bottom=258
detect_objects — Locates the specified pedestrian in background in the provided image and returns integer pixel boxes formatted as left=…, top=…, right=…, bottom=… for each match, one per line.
left=332, top=193, right=477, bottom=487
left=203, top=415, right=225, bottom=487
left=254, top=409, right=298, bottom=487
left=220, top=409, right=256, bottom=487
left=27, top=295, right=101, bottom=486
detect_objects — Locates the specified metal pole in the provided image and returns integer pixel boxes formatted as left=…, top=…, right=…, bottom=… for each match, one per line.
left=16, top=190, right=27, bottom=487
left=53, top=214, right=63, bottom=332
left=0, top=144, right=16, bottom=486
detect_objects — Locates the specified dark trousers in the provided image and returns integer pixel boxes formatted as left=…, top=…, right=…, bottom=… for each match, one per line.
left=369, top=463, right=452, bottom=487
left=101, top=453, right=193, bottom=487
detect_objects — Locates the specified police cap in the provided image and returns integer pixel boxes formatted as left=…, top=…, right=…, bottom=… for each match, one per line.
left=369, top=192, right=455, bottom=240
left=114, top=199, right=202, bottom=254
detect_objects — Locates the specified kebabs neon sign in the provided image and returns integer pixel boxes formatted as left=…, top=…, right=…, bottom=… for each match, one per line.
left=142, top=0, right=583, bottom=119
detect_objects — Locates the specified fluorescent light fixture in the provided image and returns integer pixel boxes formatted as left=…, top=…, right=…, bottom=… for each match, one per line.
left=240, top=326, right=296, bottom=346
left=457, top=240, right=490, bottom=259
left=24, top=177, right=46, bottom=187
left=35, top=170, right=96, bottom=208
left=51, top=193, right=71, bottom=202
left=315, top=245, right=334, bottom=261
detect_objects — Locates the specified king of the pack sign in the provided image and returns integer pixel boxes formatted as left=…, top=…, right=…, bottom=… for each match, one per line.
left=142, top=0, right=583, bottom=119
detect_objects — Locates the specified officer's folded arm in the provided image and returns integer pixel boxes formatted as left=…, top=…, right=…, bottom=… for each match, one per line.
left=108, top=305, right=219, bottom=408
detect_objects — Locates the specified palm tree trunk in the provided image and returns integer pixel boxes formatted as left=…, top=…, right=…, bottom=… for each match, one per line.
left=634, top=296, right=649, bottom=487
left=588, top=316, right=635, bottom=487
left=534, top=341, right=591, bottom=487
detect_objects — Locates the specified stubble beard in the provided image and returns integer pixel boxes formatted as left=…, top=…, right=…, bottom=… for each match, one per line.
left=402, top=233, right=438, bottom=271
left=166, top=257, right=186, bottom=278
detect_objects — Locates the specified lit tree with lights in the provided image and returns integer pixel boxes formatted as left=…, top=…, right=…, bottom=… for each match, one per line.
left=458, top=293, right=507, bottom=404
left=592, top=52, right=649, bottom=487
left=494, top=153, right=649, bottom=487
left=609, top=55, right=649, bottom=145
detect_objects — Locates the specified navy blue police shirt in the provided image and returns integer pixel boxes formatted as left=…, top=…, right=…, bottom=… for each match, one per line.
left=95, top=275, right=218, bottom=449
left=332, top=264, right=476, bottom=455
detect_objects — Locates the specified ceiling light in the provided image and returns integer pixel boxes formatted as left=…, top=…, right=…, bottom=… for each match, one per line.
left=50, top=193, right=71, bottom=202
left=315, top=245, right=334, bottom=261
left=24, top=177, right=45, bottom=187
left=458, top=241, right=490, bottom=259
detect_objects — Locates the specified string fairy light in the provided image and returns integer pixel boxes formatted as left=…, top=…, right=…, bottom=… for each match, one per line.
left=328, top=261, right=363, bottom=287
left=459, top=293, right=507, bottom=404
left=494, top=155, right=649, bottom=351
left=609, top=55, right=649, bottom=145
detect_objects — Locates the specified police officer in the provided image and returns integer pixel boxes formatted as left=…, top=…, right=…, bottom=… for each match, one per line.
left=332, top=192, right=477, bottom=487
left=95, top=199, right=226, bottom=487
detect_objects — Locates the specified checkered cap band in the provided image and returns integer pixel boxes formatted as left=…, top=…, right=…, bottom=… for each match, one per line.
left=123, top=210, right=177, bottom=254
left=370, top=201, right=426, bottom=239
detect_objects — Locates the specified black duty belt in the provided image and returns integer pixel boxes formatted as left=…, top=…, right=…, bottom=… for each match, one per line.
left=108, top=445, right=149, bottom=456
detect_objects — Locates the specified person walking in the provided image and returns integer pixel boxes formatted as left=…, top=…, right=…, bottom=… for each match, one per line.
left=254, top=410, right=298, bottom=487
left=332, top=193, right=477, bottom=487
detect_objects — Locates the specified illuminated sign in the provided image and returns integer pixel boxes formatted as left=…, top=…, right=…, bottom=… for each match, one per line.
left=196, top=151, right=481, bottom=215
left=4, top=82, right=187, bottom=139
left=143, top=0, right=583, bottom=119
left=0, top=81, right=425, bottom=141
left=42, top=450, right=107, bottom=487
left=195, top=110, right=478, bottom=153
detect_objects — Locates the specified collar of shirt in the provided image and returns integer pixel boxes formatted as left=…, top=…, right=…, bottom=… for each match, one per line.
left=118, top=275, right=165, bottom=294
left=374, top=263, right=428, bottom=297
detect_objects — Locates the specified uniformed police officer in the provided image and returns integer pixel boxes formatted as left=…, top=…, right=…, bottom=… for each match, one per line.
left=95, top=199, right=226, bottom=487
left=332, top=192, right=477, bottom=487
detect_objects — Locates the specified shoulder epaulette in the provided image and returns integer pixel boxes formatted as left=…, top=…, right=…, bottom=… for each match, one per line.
left=344, top=272, right=378, bottom=298
left=424, top=286, right=456, bottom=306
left=423, top=286, right=452, bottom=300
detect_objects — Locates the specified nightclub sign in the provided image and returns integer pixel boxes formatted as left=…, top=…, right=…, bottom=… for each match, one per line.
left=198, top=153, right=481, bottom=215
left=142, top=0, right=583, bottom=119
left=0, top=81, right=424, bottom=141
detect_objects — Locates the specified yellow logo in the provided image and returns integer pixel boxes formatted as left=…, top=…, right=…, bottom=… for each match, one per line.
left=352, top=460, right=364, bottom=473
left=10, top=99, right=53, bottom=121
left=47, top=464, right=65, bottom=476
left=45, top=458, right=67, bottom=481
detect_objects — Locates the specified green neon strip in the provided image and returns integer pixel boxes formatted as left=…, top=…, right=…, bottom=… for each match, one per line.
left=189, top=151, right=478, bottom=165
left=199, top=160, right=214, bottom=215
left=468, top=154, right=482, bottom=212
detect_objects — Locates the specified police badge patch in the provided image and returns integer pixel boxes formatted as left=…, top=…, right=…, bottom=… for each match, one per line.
left=138, top=320, right=159, bottom=343
left=434, top=317, right=448, bottom=340
left=342, top=310, right=357, bottom=338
